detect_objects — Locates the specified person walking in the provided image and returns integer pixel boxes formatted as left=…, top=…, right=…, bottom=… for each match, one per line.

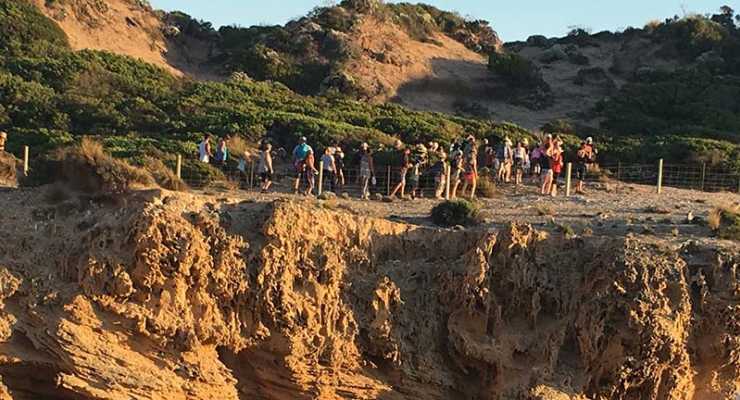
left=258, top=143, right=274, bottom=193
left=334, top=146, right=345, bottom=193
left=549, top=138, right=565, bottom=196
left=198, top=134, right=213, bottom=163
left=449, top=143, right=464, bottom=199
left=303, top=149, right=318, bottom=196
left=513, top=140, right=528, bottom=187
left=461, top=136, right=478, bottom=198
left=575, top=141, right=591, bottom=194
left=431, top=152, right=448, bottom=199
left=358, top=143, right=375, bottom=200
left=389, top=140, right=412, bottom=199
left=214, top=137, right=229, bottom=168
left=292, top=136, right=313, bottom=194
left=497, top=138, right=513, bottom=183
left=540, top=137, right=554, bottom=196
left=321, top=147, right=337, bottom=193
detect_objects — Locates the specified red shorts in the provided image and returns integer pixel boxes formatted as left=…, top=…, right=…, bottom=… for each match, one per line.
left=464, top=172, right=477, bottom=182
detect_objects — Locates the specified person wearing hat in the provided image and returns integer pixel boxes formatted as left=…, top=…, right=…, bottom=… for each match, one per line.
left=358, top=143, right=375, bottom=200
left=292, top=136, right=313, bottom=194
left=0, top=131, right=7, bottom=153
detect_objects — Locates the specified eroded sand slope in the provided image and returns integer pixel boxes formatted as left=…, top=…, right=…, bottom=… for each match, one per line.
left=0, top=188, right=737, bottom=399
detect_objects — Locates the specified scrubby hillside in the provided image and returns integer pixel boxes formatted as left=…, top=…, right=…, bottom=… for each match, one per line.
left=0, top=189, right=737, bottom=399
left=2, top=0, right=739, bottom=172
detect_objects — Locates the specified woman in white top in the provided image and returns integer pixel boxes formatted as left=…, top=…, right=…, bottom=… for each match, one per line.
left=198, top=134, right=213, bottom=163
left=320, top=147, right=337, bottom=193
left=258, top=143, right=273, bottom=193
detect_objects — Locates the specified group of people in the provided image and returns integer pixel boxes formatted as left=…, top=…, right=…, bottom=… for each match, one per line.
left=197, top=134, right=231, bottom=166
left=196, top=132, right=598, bottom=200
left=480, top=134, right=598, bottom=196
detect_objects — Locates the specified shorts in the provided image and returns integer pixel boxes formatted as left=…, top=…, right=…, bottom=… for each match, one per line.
left=513, top=158, right=524, bottom=171
left=398, top=168, right=408, bottom=183
left=260, top=172, right=272, bottom=183
left=552, top=170, right=561, bottom=181
left=464, top=171, right=477, bottom=183
left=576, top=164, right=587, bottom=180
left=452, top=168, right=462, bottom=182
left=360, top=167, right=372, bottom=179
left=294, top=161, right=305, bottom=178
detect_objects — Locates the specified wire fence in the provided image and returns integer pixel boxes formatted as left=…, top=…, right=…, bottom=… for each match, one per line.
left=8, top=145, right=740, bottom=197
left=179, top=158, right=740, bottom=199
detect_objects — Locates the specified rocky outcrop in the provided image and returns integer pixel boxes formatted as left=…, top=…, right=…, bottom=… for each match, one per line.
left=0, top=190, right=737, bottom=399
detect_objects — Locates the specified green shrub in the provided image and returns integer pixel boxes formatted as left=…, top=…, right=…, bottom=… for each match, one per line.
left=0, top=0, right=70, bottom=56
left=488, top=52, right=541, bottom=87
left=431, top=199, right=481, bottom=227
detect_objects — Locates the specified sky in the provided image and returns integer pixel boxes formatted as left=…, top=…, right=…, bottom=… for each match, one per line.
left=148, top=1, right=734, bottom=41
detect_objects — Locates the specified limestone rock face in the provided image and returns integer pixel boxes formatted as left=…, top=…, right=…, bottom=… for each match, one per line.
left=0, top=190, right=737, bottom=399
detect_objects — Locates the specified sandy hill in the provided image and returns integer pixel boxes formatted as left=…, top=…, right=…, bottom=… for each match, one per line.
left=31, top=0, right=215, bottom=78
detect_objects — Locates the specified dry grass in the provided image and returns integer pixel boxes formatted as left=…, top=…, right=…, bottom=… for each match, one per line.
left=708, top=204, right=740, bottom=240
left=0, top=152, right=17, bottom=186
left=142, top=156, right=188, bottom=191
left=228, top=135, right=256, bottom=161
left=55, top=137, right=154, bottom=194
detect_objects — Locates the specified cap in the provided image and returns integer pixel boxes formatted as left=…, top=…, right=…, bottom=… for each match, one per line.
left=586, top=137, right=593, bottom=143
left=300, top=136, right=307, bottom=142
left=361, top=142, right=369, bottom=149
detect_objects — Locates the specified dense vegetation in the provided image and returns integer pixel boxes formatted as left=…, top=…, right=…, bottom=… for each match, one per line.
left=1, top=0, right=738, bottom=177
left=0, top=0, right=528, bottom=170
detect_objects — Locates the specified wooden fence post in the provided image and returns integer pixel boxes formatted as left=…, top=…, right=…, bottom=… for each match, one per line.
left=700, top=162, right=706, bottom=192
left=445, top=164, right=451, bottom=200
left=386, top=165, right=391, bottom=196
left=22, top=145, right=29, bottom=176
left=657, top=159, right=664, bottom=194
left=175, top=154, right=182, bottom=179
left=565, top=162, right=572, bottom=197
left=318, top=161, right=324, bottom=196
left=249, top=160, right=255, bottom=189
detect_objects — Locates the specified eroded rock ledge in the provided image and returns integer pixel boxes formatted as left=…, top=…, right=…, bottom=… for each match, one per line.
left=0, top=191, right=737, bottom=399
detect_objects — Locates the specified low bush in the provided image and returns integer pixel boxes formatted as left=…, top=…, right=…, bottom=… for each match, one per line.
left=431, top=199, right=481, bottom=227
left=53, top=137, right=154, bottom=194
left=476, top=176, right=497, bottom=198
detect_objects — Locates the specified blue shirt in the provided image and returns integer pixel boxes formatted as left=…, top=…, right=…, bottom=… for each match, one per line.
left=292, top=143, right=312, bottom=161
